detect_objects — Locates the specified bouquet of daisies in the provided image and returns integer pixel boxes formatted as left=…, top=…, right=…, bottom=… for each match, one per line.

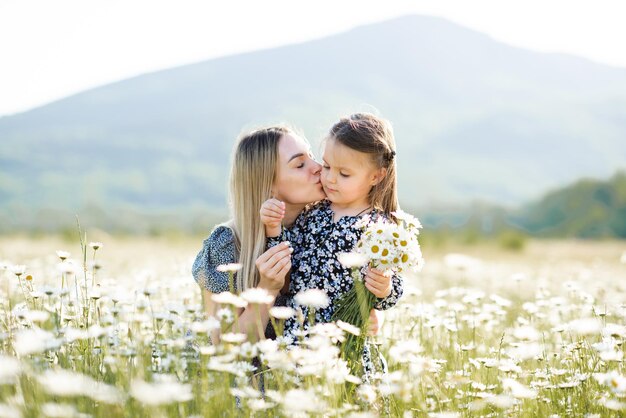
left=332, top=209, right=424, bottom=375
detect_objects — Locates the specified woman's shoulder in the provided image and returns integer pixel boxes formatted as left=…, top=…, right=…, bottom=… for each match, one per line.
left=192, top=223, right=236, bottom=293
left=205, top=223, right=235, bottom=248
left=196, top=222, right=235, bottom=256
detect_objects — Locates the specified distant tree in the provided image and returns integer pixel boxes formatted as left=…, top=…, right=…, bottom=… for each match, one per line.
left=513, top=171, right=626, bottom=238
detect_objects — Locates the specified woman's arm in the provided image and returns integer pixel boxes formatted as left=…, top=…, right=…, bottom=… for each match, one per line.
left=199, top=241, right=293, bottom=344
left=367, top=308, right=384, bottom=336
left=201, top=287, right=274, bottom=344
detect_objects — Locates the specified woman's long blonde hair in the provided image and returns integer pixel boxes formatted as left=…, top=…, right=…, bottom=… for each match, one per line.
left=228, top=126, right=290, bottom=291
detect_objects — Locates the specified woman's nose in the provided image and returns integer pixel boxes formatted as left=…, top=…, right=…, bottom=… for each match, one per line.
left=312, top=161, right=322, bottom=175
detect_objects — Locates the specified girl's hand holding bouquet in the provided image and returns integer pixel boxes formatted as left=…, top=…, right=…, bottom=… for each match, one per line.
left=332, top=210, right=424, bottom=373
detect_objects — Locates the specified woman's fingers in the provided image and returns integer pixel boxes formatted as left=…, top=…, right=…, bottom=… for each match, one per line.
left=267, top=254, right=291, bottom=277
left=261, top=256, right=291, bottom=292
left=265, top=246, right=293, bottom=269
left=256, top=243, right=292, bottom=282
left=256, top=242, right=290, bottom=265
left=279, top=260, right=291, bottom=277
left=272, top=258, right=292, bottom=280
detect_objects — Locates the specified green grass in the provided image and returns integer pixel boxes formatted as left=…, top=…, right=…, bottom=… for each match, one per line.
left=0, top=236, right=625, bottom=416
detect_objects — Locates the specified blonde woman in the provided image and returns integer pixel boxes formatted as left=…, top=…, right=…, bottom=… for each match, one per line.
left=192, top=126, right=325, bottom=343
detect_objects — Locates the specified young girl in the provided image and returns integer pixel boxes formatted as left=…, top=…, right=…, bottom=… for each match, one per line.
left=261, top=113, right=404, bottom=380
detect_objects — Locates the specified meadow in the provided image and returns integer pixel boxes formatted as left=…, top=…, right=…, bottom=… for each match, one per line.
left=1, top=233, right=625, bottom=417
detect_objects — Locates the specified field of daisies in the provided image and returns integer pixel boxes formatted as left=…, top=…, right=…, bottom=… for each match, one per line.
left=1, top=233, right=625, bottom=417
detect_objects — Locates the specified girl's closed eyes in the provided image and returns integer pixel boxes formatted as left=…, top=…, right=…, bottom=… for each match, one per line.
left=322, top=164, right=349, bottom=177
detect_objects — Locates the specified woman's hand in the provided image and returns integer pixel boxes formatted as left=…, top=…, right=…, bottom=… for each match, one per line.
left=260, top=198, right=285, bottom=237
left=364, top=266, right=392, bottom=298
left=255, top=241, right=292, bottom=294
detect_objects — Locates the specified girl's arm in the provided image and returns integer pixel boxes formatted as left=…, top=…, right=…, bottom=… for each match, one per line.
left=374, top=271, right=403, bottom=310
left=260, top=198, right=285, bottom=238
left=263, top=200, right=312, bottom=250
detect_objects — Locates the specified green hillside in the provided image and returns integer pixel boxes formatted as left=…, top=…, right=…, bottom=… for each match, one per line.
left=513, top=171, right=626, bottom=238
left=1, top=15, right=626, bottom=232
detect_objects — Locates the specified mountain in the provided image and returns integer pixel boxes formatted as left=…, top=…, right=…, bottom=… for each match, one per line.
left=1, top=15, right=626, bottom=232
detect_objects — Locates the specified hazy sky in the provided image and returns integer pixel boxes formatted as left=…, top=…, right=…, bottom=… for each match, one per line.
left=1, top=0, right=625, bottom=116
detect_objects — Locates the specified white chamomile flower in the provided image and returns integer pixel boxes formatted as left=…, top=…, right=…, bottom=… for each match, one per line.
left=269, top=306, right=296, bottom=319
left=240, top=288, right=275, bottom=305
left=211, top=292, right=247, bottom=308
left=56, top=250, right=70, bottom=260
left=337, top=252, right=368, bottom=268
left=216, top=263, right=242, bottom=273
left=336, top=320, right=361, bottom=336
left=294, top=289, right=329, bottom=309
left=10, top=265, right=26, bottom=277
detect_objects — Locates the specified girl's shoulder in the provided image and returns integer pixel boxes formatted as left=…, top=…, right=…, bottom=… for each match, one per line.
left=370, top=209, right=392, bottom=221
left=292, top=199, right=331, bottom=224
left=302, top=199, right=331, bottom=217
left=357, top=209, right=395, bottom=228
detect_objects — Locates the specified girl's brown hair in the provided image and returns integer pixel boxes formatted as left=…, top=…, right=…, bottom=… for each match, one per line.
left=328, top=113, right=399, bottom=214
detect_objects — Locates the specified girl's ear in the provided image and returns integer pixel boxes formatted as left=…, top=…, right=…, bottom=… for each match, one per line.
left=370, top=167, right=387, bottom=186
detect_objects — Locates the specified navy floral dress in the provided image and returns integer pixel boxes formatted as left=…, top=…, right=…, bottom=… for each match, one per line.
left=268, top=200, right=403, bottom=380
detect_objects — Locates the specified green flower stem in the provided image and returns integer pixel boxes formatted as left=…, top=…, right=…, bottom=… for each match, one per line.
left=332, top=266, right=377, bottom=376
